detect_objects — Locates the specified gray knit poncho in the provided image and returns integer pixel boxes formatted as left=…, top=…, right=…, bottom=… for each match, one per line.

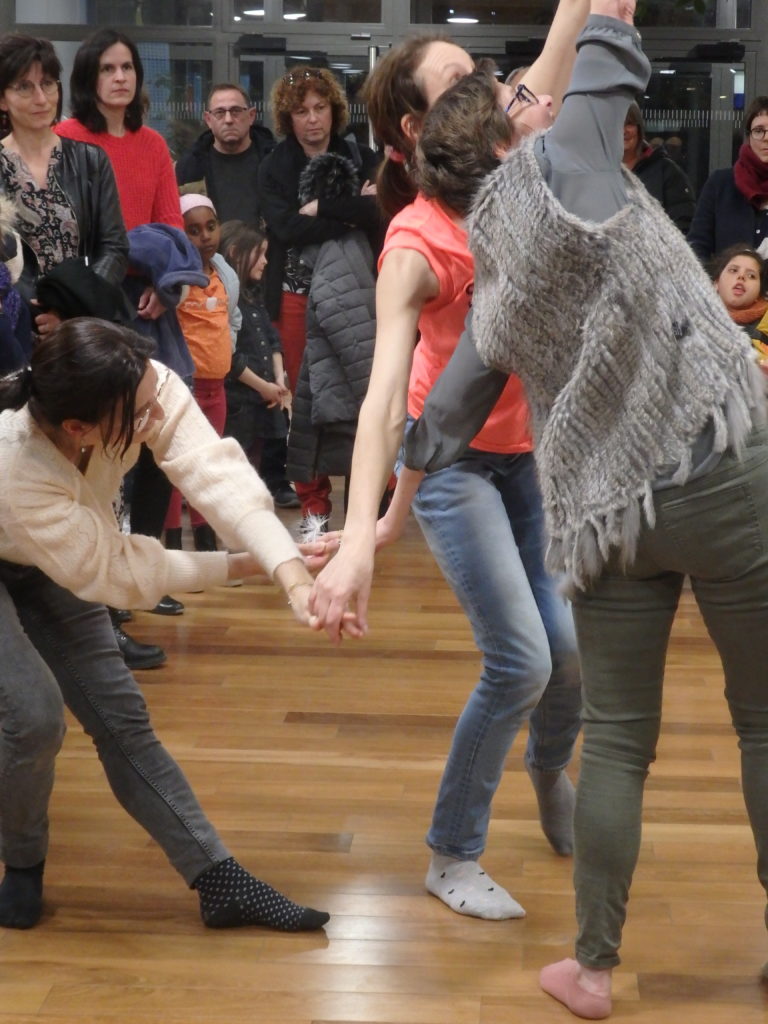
left=469, top=138, right=766, bottom=589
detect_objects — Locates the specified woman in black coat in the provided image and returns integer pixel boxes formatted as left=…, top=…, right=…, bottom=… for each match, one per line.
left=688, top=94, right=768, bottom=261
left=257, top=67, right=381, bottom=521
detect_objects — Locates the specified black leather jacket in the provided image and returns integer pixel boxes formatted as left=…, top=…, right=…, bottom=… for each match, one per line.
left=0, top=137, right=128, bottom=303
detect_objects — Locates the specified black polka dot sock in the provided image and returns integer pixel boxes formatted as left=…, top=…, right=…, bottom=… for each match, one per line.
left=193, top=857, right=330, bottom=931
left=0, top=860, right=44, bottom=929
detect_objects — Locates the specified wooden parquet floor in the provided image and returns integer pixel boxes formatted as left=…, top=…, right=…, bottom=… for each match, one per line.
left=2, top=502, right=767, bottom=1023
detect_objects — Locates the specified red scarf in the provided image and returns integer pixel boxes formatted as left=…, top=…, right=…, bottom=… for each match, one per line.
left=729, top=296, right=768, bottom=325
left=733, top=141, right=768, bottom=207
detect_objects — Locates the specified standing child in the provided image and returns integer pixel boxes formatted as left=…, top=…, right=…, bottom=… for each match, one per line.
left=220, top=220, right=291, bottom=474
left=165, top=193, right=241, bottom=551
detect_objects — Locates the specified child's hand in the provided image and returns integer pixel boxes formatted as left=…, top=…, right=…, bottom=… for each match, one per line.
left=259, top=381, right=284, bottom=408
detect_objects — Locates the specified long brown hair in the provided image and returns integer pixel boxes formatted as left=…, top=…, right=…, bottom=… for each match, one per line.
left=361, top=34, right=448, bottom=219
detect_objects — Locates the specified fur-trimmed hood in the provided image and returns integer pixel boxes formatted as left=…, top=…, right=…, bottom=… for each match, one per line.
left=298, top=152, right=360, bottom=206
left=0, top=196, right=23, bottom=283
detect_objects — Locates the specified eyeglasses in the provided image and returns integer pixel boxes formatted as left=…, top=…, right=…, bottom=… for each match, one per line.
left=505, top=81, right=538, bottom=114
left=283, top=68, right=323, bottom=85
left=207, top=104, right=250, bottom=120
left=749, top=126, right=768, bottom=141
left=8, top=78, right=59, bottom=99
left=133, top=370, right=169, bottom=434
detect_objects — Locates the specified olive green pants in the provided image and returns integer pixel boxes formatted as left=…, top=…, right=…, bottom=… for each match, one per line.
left=571, top=426, right=768, bottom=968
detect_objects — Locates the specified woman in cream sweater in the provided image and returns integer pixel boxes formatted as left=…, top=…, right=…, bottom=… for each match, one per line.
left=0, top=316, right=331, bottom=933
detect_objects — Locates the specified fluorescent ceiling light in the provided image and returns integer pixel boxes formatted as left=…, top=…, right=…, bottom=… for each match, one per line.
left=242, top=7, right=264, bottom=13
left=447, top=16, right=479, bottom=22
left=284, top=12, right=307, bottom=18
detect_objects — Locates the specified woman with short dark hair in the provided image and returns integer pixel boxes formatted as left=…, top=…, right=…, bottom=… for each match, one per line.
left=0, top=33, right=127, bottom=333
left=688, top=93, right=768, bottom=261
left=622, top=100, right=695, bottom=233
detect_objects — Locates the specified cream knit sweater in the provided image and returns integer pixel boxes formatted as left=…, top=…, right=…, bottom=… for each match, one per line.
left=469, top=140, right=766, bottom=588
left=0, top=361, right=300, bottom=609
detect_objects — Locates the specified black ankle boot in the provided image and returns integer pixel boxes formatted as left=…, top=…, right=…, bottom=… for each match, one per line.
left=193, top=524, right=217, bottom=552
left=108, top=608, right=166, bottom=670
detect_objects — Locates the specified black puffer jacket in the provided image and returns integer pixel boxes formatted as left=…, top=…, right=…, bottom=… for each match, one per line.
left=0, top=138, right=128, bottom=303
left=258, top=133, right=381, bottom=320
left=287, top=153, right=376, bottom=481
left=632, top=143, right=695, bottom=234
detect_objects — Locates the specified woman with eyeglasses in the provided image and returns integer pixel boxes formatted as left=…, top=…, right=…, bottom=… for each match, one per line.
left=0, top=34, right=127, bottom=337
left=0, top=316, right=332, bottom=933
left=688, top=95, right=768, bottom=261
left=309, top=3, right=588, bottom=923
left=257, top=66, right=381, bottom=525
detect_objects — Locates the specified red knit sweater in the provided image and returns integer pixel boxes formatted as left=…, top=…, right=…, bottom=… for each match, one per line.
left=54, top=119, right=183, bottom=231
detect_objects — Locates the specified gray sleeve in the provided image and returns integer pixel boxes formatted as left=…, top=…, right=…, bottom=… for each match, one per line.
left=538, top=15, right=651, bottom=222
left=403, top=310, right=508, bottom=472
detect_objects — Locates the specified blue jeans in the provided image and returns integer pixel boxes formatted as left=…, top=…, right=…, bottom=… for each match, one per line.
left=403, top=437, right=582, bottom=860
left=571, top=425, right=768, bottom=968
left=0, top=561, right=229, bottom=883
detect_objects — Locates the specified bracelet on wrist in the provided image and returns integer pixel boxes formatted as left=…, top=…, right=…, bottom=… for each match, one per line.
left=286, top=580, right=312, bottom=606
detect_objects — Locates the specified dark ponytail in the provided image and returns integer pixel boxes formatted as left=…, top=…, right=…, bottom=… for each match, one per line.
left=361, top=34, right=447, bottom=219
left=15, top=318, right=155, bottom=456
left=0, top=365, right=33, bottom=412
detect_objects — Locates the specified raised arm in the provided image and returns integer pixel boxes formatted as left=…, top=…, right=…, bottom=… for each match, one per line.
left=308, top=246, right=439, bottom=642
left=539, top=0, right=648, bottom=222
left=517, top=0, right=590, bottom=113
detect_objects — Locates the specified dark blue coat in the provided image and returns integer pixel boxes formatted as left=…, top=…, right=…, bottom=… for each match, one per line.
left=687, top=167, right=768, bottom=262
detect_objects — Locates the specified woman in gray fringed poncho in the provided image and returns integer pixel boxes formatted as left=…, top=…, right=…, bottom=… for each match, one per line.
left=403, top=0, right=768, bottom=1018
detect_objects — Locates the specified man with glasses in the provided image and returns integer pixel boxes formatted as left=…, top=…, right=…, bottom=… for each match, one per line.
left=175, top=83, right=275, bottom=226
left=177, top=84, right=301, bottom=509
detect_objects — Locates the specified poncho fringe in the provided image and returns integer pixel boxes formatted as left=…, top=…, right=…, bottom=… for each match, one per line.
left=469, top=138, right=766, bottom=590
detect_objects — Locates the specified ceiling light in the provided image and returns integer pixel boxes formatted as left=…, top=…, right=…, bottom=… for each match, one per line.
left=447, top=16, right=479, bottom=22
left=284, top=12, right=307, bottom=18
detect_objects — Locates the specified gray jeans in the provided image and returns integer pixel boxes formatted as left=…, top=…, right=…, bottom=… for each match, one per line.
left=571, top=425, right=768, bottom=968
left=0, top=562, right=229, bottom=883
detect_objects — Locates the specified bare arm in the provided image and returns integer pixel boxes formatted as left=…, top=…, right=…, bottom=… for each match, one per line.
left=374, top=465, right=425, bottom=550
left=308, top=247, right=439, bottom=643
left=518, top=0, right=590, bottom=112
